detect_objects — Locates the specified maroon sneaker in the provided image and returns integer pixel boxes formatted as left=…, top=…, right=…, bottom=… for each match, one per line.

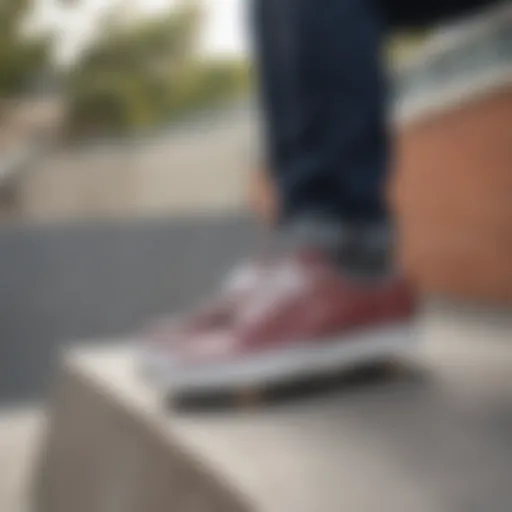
left=141, top=251, right=417, bottom=395
left=143, top=258, right=270, bottom=347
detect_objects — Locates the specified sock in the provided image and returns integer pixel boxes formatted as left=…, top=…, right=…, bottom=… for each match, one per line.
left=280, top=215, right=393, bottom=278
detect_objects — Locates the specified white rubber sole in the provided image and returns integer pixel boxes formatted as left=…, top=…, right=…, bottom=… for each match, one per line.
left=140, top=322, right=416, bottom=396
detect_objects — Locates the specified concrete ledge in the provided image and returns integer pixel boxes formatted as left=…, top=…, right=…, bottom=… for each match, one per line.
left=0, top=407, right=44, bottom=512
left=34, top=309, right=512, bottom=512
left=35, top=349, right=249, bottom=512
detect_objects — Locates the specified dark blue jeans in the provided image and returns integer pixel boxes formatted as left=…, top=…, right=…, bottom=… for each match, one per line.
left=253, top=0, right=389, bottom=227
left=252, top=0, right=494, bottom=228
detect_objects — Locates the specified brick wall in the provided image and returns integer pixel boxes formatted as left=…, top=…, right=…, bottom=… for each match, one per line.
left=390, top=85, right=512, bottom=303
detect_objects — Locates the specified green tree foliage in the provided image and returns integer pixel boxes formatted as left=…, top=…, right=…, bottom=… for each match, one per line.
left=66, top=4, right=251, bottom=137
left=166, top=59, right=251, bottom=119
left=0, top=0, right=51, bottom=97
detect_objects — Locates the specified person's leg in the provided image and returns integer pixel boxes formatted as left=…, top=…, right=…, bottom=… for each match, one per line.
left=139, top=0, right=416, bottom=396
left=252, top=0, right=390, bottom=264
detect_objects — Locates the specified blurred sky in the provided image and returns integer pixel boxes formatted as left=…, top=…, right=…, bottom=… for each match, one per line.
left=29, top=0, right=249, bottom=64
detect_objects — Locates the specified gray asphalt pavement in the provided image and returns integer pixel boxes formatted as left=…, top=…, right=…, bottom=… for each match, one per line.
left=0, top=214, right=261, bottom=403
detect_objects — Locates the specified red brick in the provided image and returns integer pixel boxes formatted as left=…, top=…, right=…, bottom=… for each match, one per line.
left=390, top=86, right=512, bottom=303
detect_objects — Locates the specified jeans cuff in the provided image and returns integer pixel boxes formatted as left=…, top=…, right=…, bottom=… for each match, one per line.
left=280, top=214, right=394, bottom=276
